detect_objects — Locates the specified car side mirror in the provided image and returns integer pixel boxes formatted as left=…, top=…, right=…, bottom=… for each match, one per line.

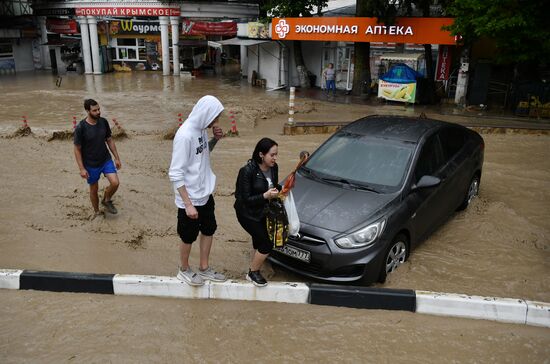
left=299, top=151, right=310, bottom=160
left=412, top=175, right=441, bottom=191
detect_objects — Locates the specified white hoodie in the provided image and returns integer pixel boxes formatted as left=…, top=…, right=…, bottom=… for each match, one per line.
left=169, top=95, right=224, bottom=208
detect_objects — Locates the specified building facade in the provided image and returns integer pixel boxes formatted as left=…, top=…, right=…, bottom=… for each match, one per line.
left=1, top=0, right=259, bottom=75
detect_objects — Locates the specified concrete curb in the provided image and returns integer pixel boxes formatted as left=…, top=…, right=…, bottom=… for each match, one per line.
left=1, top=269, right=549, bottom=328
left=416, top=291, right=528, bottom=325
left=309, top=284, right=416, bottom=311
left=283, top=121, right=550, bottom=136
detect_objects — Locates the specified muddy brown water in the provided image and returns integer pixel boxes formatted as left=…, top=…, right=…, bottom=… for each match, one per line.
left=0, top=71, right=549, bottom=360
left=1, top=289, right=549, bottom=363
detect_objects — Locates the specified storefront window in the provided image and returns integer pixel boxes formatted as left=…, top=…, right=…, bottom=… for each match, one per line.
left=114, top=38, right=145, bottom=61
left=0, top=42, right=15, bottom=72
left=0, top=43, right=14, bottom=58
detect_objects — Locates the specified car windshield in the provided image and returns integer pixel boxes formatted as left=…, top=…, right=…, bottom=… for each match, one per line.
left=303, top=132, right=414, bottom=192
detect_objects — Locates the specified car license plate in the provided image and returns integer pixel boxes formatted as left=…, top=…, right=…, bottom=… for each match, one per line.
left=275, top=244, right=311, bottom=263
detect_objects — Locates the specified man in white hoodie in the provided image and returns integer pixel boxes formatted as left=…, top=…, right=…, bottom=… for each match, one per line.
left=169, top=95, right=227, bottom=286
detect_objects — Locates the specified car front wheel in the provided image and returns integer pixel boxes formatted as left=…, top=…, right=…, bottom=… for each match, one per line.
left=378, top=233, right=408, bottom=283
left=457, top=175, right=480, bottom=211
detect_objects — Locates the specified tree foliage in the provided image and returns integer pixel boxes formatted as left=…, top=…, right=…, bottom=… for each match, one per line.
left=263, top=0, right=327, bottom=18
left=445, top=0, right=550, bottom=63
left=399, top=0, right=453, bottom=103
left=351, top=0, right=399, bottom=97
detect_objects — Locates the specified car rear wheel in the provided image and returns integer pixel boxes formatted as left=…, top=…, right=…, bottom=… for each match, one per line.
left=378, top=233, right=408, bottom=283
left=457, top=175, right=480, bottom=211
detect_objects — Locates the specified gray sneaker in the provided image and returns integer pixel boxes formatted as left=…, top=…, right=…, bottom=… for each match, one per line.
left=198, top=267, right=226, bottom=282
left=101, top=200, right=118, bottom=214
left=176, top=267, right=204, bottom=286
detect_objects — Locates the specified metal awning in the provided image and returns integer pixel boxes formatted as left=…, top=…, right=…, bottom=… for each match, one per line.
left=216, top=37, right=271, bottom=46
left=380, top=53, right=424, bottom=61
left=207, top=41, right=222, bottom=49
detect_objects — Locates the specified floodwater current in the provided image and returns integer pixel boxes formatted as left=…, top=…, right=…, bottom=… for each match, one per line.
left=0, top=69, right=549, bottom=362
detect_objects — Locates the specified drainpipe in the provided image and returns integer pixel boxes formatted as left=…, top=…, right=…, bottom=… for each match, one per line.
left=276, top=40, right=282, bottom=87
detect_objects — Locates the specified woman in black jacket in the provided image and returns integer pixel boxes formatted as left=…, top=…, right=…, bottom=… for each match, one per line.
left=234, top=138, right=280, bottom=286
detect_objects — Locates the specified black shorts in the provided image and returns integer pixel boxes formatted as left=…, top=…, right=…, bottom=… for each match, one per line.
left=177, top=195, right=217, bottom=244
left=236, top=213, right=272, bottom=255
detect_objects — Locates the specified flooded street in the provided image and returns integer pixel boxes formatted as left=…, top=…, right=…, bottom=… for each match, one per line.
left=1, top=71, right=549, bottom=360
left=0, top=69, right=291, bottom=134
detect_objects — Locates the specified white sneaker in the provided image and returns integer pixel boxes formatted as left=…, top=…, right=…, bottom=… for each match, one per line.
left=198, top=267, right=227, bottom=282
left=176, top=267, right=204, bottom=286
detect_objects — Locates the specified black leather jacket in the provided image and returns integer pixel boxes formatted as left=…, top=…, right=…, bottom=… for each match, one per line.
left=234, top=159, right=280, bottom=221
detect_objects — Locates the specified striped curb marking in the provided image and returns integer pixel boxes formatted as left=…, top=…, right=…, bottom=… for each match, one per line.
left=1, top=269, right=548, bottom=328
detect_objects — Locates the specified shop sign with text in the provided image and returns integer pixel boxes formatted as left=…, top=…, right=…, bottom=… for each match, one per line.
left=272, top=17, right=456, bottom=45
left=46, top=19, right=78, bottom=34
left=35, top=8, right=75, bottom=16
left=75, top=7, right=180, bottom=17
left=102, top=20, right=161, bottom=35
left=181, top=20, right=237, bottom=36
left=435, top=45, right=453, bottom=81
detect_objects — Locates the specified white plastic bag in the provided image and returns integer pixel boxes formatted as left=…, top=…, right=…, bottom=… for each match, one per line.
left=283, top=191, right=300, bottom=236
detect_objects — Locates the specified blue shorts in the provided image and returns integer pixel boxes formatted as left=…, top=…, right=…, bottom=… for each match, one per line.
left=86, top=159, right=117, bottom=185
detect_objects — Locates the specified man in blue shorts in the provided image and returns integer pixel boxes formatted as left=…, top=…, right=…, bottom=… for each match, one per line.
left=74, top=99, right=122, bottom=218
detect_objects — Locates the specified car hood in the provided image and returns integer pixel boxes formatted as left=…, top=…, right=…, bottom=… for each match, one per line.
left=292, top=173, right=397, bottom=233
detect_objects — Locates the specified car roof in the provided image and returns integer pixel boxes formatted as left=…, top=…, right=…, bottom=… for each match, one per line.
left=341, top=115, right=457, bottom=143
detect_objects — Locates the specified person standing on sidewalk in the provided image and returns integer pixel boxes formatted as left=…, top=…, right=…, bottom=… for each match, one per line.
left=234, top=138, right=280, bottom=287
left=169, top=95, right=227, bottom=286
left=323, top=63, right=336, bottom=97
left=74, top=99, right=121, bottom=218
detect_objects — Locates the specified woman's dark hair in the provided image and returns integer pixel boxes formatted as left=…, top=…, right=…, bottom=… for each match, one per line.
left=252, top=137, right=278, bottom=164
left=84, top=99, right=98, bottom=111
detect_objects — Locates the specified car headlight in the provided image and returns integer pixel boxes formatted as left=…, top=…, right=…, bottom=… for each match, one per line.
left=335, top=219, right=386, bottom=249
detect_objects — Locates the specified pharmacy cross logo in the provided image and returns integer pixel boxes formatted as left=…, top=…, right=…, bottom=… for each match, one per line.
left=275, top=19, right=290, bottom=38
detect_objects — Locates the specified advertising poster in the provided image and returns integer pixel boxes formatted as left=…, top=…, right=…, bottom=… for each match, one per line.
left=378, top=80, right=416, bottom=103
left=46, top=19, right=79, bottom=34
left=247, top=22, right=269, bottom=39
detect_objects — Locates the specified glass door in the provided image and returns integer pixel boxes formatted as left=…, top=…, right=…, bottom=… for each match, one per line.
left=335, top=44, right=354, bottom=90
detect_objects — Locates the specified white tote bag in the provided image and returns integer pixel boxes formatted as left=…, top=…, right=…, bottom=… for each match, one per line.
left=283, top=191, right=300, bottom=236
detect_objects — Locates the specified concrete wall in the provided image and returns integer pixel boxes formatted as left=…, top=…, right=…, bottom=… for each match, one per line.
left=286, top=40, right=323, bottom=88
left=302, top=41, right=323, bottom=87
left=246, top=44, right=258, bottom=81
left=240, top=45, right=248, bottom=77
left=246, top=42, right=286, bottom=90
left=12, top=39, right=34, bottom=72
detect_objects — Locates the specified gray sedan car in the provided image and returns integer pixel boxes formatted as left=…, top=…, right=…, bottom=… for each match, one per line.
left=269, top=115, right=484, bottom=284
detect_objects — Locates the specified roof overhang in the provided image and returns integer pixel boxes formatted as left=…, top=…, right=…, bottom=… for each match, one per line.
left=217, top=37, right=271, bottom=46
left=380, top=53, right=424, bottom=61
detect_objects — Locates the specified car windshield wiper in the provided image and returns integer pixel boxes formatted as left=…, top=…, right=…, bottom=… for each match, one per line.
left=300, top=166, right=321, bottom=180
left=320, top=177, right=380, bottom=193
